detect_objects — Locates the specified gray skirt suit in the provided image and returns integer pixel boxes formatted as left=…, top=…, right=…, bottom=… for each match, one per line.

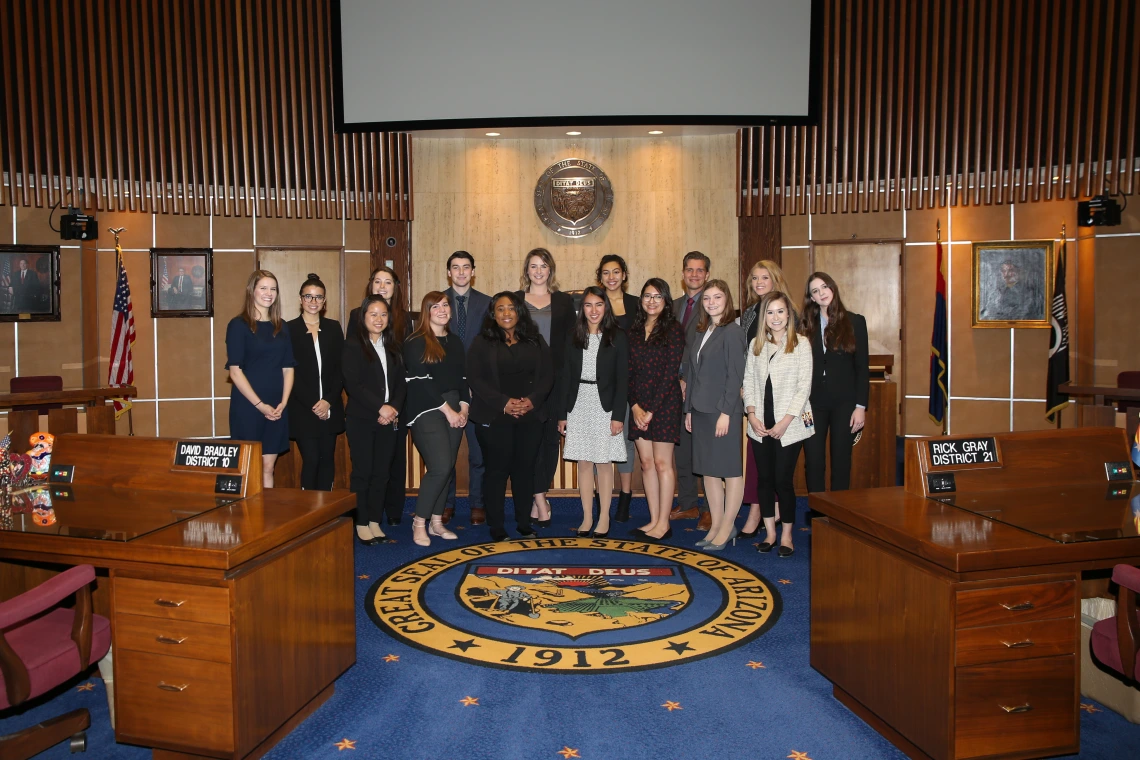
left=682, top=321, right=747, bottom=478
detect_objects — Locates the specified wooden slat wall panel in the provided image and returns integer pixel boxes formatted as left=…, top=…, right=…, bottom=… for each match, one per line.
left=738, top=0, right=1140, bottom=216
left=0, top=0, right=411, bottom=220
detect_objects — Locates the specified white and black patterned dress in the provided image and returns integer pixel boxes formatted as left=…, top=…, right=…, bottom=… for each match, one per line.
left=563, top=334, right=628, bottom=464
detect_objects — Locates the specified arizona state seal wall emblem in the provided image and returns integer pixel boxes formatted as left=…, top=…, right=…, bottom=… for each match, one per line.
left=535, top=159, right=614, bottom=237
left=367, top=537, right=781, bottom=673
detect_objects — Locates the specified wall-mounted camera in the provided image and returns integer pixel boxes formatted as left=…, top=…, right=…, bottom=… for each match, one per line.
left=1077, top=195, right=1122, bottom=227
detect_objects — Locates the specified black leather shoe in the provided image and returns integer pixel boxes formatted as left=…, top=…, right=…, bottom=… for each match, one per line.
left=739, top=527, right=759, bottom=538
left=778, top=545, right=794, bottom=557
left=517, top=532, right=538, bottom=540
left=592, top=529, right=609, bottom=538
left=614, top=491, right=632, bottom=523
left=756, top=541, right=774, bottom=553
left=574, top=530, right=592, bottom=538
left=357, top=535, right=382, bottom=547
left=628, top=528, right=647, bottom=537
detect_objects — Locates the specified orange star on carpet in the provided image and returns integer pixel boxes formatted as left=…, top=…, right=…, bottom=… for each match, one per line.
left=746, top=661, right=766, bottom=669
left=778, top=579, right=793, bottom=585
left=334, top=738, right=356, bottom=751
left=799, top=527, right=811, bottom=531
left=460, top=696, right=480, bottom=706
left=357, top=574, right=370, bottom=580
left=661, top=701, right=683, bottom=711
left=1080, top=703, right=1101, bottom=713
left=787, top=752, right=811, bottom=760
left=556, top=748, right=581, bottom=759
left=383, top=654, right=399, bottom=663
left=76, top=682, right=94, bottom=692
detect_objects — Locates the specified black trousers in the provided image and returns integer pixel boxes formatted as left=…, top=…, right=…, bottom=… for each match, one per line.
left=753, top=435, right=803, bottom=526
left=410, top=412, right=463, bottom=519
left=295, top=432, right=338, bottom=491
left=383, top=427, right=409, bottom=522
left=675, top=421, right=703, bottom=511
left=803, top=397, right=856, bottom=492
left=345, top=417, right=400, bottom=527
left=533, top=416, right=561, bottom=496
left=476, top=419, right=543, bottom=540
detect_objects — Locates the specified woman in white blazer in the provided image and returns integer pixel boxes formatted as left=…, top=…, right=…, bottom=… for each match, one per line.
left=743, top=291, right=814, bottom=557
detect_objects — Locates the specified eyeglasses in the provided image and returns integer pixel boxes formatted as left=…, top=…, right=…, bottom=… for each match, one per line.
left=301, top=294, right=326, bottom=303
left=641, top=294, right=664, bottom=302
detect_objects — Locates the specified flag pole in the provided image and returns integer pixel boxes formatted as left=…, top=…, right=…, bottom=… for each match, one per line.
left=936, top=220, right=946, bottom=435
left=108, top=227, right=135, bottom=435
left=1055, top=223, right=1065, bottom=430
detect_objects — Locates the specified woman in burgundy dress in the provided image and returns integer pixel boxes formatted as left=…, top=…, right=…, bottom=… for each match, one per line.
left=627, top=278, right=685, bottom=541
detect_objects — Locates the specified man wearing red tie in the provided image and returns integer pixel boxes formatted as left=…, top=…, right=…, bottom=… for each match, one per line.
left=9, top=258, right=41, bottom=312
left=170, top=267, right=192, bottom=308
left=671, top=251, right=711, bottom=530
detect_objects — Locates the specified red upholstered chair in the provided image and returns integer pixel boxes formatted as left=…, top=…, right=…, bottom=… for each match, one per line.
left=9, top=375, right=64, bottom=414
left=1090, top=564, right=1140, bottom=685
left=1118, top=371, right=1140, bottom=413
left=0, top=565, right=111, bottom=758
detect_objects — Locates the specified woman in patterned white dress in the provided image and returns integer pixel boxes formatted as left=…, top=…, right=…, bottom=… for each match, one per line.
left=557, top=287, right=629, bottom=538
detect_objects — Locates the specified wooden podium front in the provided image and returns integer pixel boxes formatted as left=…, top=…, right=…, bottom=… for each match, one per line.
left=809, top=428, right=1140, bottom=760
left=0, top=435, right=356, bottom=760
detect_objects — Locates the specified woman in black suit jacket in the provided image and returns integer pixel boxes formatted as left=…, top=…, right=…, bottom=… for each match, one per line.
left=517, top=248, right=575, bottom=526
left=286, top=274, right=345, bottom=491
left=597, top=254, right=640, bottom=519
left=801, top=271, right=869, bottom=494
left=342, top=294, right=407, bottom=546
left=556, top=287, right=629, bottom=538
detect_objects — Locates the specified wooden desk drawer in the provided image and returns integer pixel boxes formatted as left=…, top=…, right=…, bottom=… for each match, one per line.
left=116, top=650, right=234, bottom=753
left=955, top=618, right=1076, bottom=666
left=954, top=655, right=1077, bottom=759
left=955, top=581, right=1074, bottom=628
left=115, top=578, right=229, bottom=625
left=115, top=613, right=231, bottom=663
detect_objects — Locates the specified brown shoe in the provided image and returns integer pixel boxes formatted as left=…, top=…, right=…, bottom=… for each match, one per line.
left=669, top=506, right=700, bottom=521
left=441, top=507, right=455, bottom=525
left=471, top=507, right=487, bottom=526
left=697, top=511, right=712, bottom=531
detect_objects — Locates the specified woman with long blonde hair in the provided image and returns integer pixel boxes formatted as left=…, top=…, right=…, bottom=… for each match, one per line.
left=224, top=270, right=296, bottom=488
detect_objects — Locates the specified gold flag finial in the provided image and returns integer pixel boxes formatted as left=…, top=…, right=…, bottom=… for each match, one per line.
left=936, top=219, right=941, bottom=242
left=108, top=227, right=125, bottom=247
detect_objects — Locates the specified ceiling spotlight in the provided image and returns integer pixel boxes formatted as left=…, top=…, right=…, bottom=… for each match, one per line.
left=648, top=130, right=664, bottom=135
left=485, top=132, right=500, bottom=137
left=566, top=131, right=581, bottom=136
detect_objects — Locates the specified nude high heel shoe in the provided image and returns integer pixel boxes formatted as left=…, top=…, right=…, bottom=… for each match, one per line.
left=412, top=516, right=431, bottom=547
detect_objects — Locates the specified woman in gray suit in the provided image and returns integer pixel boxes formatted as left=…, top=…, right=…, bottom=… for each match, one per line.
left=683, top=279, right=747, bottom=550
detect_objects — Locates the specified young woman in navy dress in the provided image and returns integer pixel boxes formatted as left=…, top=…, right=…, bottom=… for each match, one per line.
left=225, top=269, right=296, bottom=488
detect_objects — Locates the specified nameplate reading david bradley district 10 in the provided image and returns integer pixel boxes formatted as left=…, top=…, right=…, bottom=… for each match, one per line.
left=927, top=436, right=999, bottom=468
left=174, top=441, right=241, bottom=470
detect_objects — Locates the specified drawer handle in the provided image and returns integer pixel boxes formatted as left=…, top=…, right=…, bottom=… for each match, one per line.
left=1000, top=703, right=1033, bottom=714
left=999, top=601, right=1035, bottom=611
left=154, top=598, right=186, bottom=608
left=157, top=681, right=189, bottom=692
left=155, top=635, right=187, bottom=645
left=1001, top=639, right=1035, bottom=648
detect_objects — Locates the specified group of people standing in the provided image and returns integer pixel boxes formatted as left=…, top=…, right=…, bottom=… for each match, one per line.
left=223, top=247, right=868, bottom=553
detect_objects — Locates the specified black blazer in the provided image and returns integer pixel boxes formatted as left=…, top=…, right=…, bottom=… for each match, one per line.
left=613, top=292, right=640, bottom=333
left=286, top=316, right=345, bottom=437
left=341, top=335, right=407, bottom=424
left=466, top=334, right=554, bottom=425
left=516, top=290, right=575, bottom=373
left=556, top=330, right=629, bottom=423
left=808, top=312, right=870, bottom=408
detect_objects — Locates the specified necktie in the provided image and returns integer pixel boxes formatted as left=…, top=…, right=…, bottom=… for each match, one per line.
left=682, top=296, right=695, bottom=327
left=456, top=295, right=467, bottom=340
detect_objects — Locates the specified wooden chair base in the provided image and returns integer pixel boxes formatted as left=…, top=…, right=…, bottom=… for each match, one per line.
left=0, top=707, right=90, bottom=760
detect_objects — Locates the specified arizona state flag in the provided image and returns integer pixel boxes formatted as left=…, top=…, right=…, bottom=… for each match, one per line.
left=928, top=238, right=949, bottom=425
left=1045, top=237, right=1070, bottom=422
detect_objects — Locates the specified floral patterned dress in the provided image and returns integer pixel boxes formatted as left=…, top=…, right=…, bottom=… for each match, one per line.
left=627, top=319, right=685, bottom=445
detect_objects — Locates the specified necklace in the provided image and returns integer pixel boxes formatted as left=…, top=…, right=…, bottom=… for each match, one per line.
left=303, top=316, right=320, bottom=326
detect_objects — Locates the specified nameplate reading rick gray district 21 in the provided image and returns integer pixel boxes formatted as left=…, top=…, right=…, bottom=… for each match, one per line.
left=174, top=441, right=241, bottom=470
left=927, top=436, right=998, bottom=468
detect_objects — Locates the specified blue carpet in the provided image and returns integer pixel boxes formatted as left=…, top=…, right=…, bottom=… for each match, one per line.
left=4, top=497, right=1140, bottom=759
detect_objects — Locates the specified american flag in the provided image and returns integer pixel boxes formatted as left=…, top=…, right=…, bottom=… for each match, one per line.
left=108, top=244, right=136, bottom=419
left=160, top=256, right=170, bottom=290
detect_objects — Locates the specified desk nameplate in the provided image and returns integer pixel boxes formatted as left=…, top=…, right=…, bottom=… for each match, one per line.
left=172, top=441, right=242, bottom=471
left=925, top=436, right=1002, bottom=471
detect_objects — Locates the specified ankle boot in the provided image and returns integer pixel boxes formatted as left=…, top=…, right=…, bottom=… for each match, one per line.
left=614, top=491, right=632, bottom=523
left=412, top=516, right=431, bottom=547
left=429, top=515, right=458, bottom=540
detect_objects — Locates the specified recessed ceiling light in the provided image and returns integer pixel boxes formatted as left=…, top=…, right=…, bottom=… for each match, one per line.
left=648, top=130, right=664, bottom=135
left=485, top=132, right=500, bottom=137
left=566, top=131, right=581, bottom=136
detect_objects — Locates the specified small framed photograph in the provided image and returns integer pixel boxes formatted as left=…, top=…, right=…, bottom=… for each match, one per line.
left=151, top=248, right=213, bottom=318
left=972, top=240, right=1053, bottom=328
left=0, top=245, right=61, bottom=322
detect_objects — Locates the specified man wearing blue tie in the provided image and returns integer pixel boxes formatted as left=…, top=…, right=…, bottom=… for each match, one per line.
left=443, top=251, right=492, bottom=525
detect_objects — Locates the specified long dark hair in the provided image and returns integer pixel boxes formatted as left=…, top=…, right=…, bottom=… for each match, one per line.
left=802, top=271, right=855, bottom=353
left=240, top=269, right=283, bottom=335
left=364, top=266, right=407, bottom=347
left=480, top=291, right=541, bottom=345
left=595, top=254, right=628, bottom=292
left=410, top=291, right=449, bottom=364
left=630, top=278, right=676, bottom=345
left=355, top=294, right=398, bottom=364
left=298, top=272, right=326, bottom=317
left=573, top=286, right=619, bottom=349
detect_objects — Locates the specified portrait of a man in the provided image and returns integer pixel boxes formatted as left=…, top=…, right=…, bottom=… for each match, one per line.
left=973, top=242, right=1052, bottom=327
left=0, top=247, right=59, bottom=321
left=151, top=249, right=213, bottom=317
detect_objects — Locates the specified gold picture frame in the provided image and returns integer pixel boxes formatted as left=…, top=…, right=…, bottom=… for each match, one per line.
left=971, top=240, right=1053, bottom=328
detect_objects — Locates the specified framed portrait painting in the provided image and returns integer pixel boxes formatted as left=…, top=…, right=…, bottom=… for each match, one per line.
left=972, top=240, right=1053, bottom=328
left=0, top=245, right=61, bottom=322
left=151, top=248, right=213, bottom=318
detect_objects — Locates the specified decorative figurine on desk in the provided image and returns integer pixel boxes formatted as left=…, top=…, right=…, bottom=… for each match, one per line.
left=27, top=431, right=54, bottom=480
left=0, top=434, right=12, bottom=526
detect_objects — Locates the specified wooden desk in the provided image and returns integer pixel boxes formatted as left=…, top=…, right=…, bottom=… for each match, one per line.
left=0, top=435, right=356, bottom=760
left=0, top=385, right=137, bottom=441
left=809, top=428, right=1140, bottom=760
left=1058, top=382, right=1140, bottom=427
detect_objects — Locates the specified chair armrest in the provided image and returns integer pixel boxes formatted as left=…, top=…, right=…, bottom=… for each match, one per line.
left=0, top=564, right=95, bottom=631
left=1112, top=564, right=1140, bottom=594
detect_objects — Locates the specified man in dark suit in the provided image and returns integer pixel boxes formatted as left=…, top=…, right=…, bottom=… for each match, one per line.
left=671, top=251, right=712, bottom=531
left=442, top=250, right=492, bottom=526
left=170, top=267, right=193, bottom=309
left=9, top=258, right=42, bottom=312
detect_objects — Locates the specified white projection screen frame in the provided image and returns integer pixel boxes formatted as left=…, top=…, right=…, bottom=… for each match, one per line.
left=331, top=0, right=823, bottom=132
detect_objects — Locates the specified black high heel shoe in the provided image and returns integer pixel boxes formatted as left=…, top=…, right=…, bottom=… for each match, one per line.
left=739, top=527, right=760, bottom=538
left=614, top=491, right=632, bottom=523
left=592, top=527, right=609, bottom=538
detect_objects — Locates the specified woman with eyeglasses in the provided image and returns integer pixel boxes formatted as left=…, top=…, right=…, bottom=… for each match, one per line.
left=597, top=254, right=640, bottom=521
left=626, top=279, right=686, bottom=541
left=286, top=273, right=344, bottom=491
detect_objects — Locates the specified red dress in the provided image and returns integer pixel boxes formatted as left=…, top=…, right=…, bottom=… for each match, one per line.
left=627, top=319, right=685, bottom=444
